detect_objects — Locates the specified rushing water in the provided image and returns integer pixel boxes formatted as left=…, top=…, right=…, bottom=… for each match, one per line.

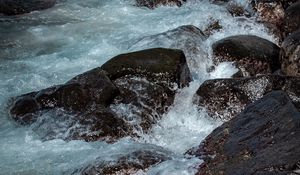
left=0, top=0, right=277, bottom=174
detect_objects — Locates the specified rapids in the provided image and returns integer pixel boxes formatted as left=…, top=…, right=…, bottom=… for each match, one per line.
left=0, top=0, right=277, bottom=174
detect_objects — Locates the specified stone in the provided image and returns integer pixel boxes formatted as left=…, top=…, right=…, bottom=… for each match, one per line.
left=77, top=148, right=171, bottom=175
left=101, top=48, right=192, bottom=88
left=280, top=29, right=300, bottom=76
left=128, top=26, right=208, bottom=75
left=10, top=68, right=119, bottom=125
left=284, top=1, right=300, bottom=36
left=135, top=0, right=186, bottom=9
left=191, top=91, right=300, bottom=175
left=212, top=35, right=280, bottom=77
left=0, top=0, right=56, bottom=15
left=195, top=75, right=300, bottom=121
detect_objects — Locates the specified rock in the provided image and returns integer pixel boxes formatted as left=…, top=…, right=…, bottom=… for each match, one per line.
left=280, top=29, right=300, bottom=76
left=0, top=0, right=56, bottom=15
left=284, top=1, right=300, bottom=36
left=77, top=148, right=172, bottom=175
left=212, top=35, right=280, bottom=77
left=195, top=75, right=300, bottom=121
left=101, top=48, right=192, bottom=88
left=254, top=1, right=285, bottom=40
left=31, top=108, right=132, bottom=142
left=103, top=48, right=191, bottom=132
left=10, top=68, right=119, bottom=125
left=191, top=91, right=300, bottom=175
left=203, top=19, right=222, bottom=36
left=111, top=76, right=175, bottom=131
left=9, top=68, right=131, bottom=142
left=135, top=0, right=186, bottom=9
left=128, top=26, right=208, bottom=75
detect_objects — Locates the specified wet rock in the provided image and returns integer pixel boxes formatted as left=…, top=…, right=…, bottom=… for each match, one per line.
left=212, top=35, right=280, bottom=77
left=203, top=19, right=222, bottom=36
left=103, top=48, right=191, bottom=132
left=77, top=148, right=171, bottom=175
left=10, top=68, right=119, bottom=125
left=0, top=0, right=56, bottom=15
left=284, top=1, right=300, bottom=36
left=196, top=75, right=300, bottom=121
left=9, top=68, right=130, bottom=142
left=226, top=2, right=247, bottom=17
left=192, top=91, right=300, bottom=175
left=31, top=108, right=132, bottom=142
left=111, top=76, right=175, bottom=131
left=280, top=29, right=300, bottom=76
left=254, top=1, right=285, bottom=40
left=101, top=48, right=192, bottom=88
left=135, top=0, right=186, bottom=9
left=128, top=26, right=208, bottom=75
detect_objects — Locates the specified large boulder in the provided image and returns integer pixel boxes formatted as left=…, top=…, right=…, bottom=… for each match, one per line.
left=135, top=0, right=186, bottom=9
left=212, top=35, right=280, bottom=77
left=101, top=48, right=191, bottom=88
left=190, top=91, right=300, bottom=175
left=284, top=1, right=300, bottom=36
left=10, top=68, right=119, bottom=124
left=9, top=68, right=132, bottom=142
left=102, top=48, right=191, bottom=132
left=280, top=29, right=300, bottom=76
left=0, top=0, right=56, bottom=15
left=195, top=75, right=300, bottom=121
left=128, top=25, right=208, bottom=74
left=77, top=148, right=171, bottom=175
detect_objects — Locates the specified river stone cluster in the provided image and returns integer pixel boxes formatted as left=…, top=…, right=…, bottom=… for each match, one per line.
left=6, top=0, right=300, bottom=174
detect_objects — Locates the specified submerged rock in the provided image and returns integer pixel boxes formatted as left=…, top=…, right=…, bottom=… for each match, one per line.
left=135, top=0, right=186, bottom=9
left=129, top=26, right=208, bottom=75
left=0, top=0, right=56, bottom=15
left=192, top=91, right=300, bottom=175
left=78, top=149, right=171, bottom=175
left=212, top=35, right=280, bottom=77
left=280, top=29, right=300, bottom=76
left=196, top=75, right=300, bottom=121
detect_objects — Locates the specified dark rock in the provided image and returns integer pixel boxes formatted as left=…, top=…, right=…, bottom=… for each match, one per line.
left=280, top=29, right=300, bottom=76
left=135, top=0, right=186, bottom=9
left=111, top=76, right=175, bottom=131
left=254, top=1, right=285, bottom=39
left=192, top=91, right=300, bottom=175
left=129, top=26, right=207, bottom=75
left=226, top=2, right=247, bottom=17
left=101, top=48, right=192, bottom=88
left=31, top=108, right=132, bottom=142
left=196, top=75, right=300, bottom=121
left=104, top=48, right=191, bottom=132
left=212, top=35, right=280, bottom=77
left=209, top=0, right=229, bottom=5
left=9, top=68, right=130, bottom=142
left=0, top=0, right=56, bottom=15
left=284, top=1, right=300, bottom=36
left=10, top=68, right=119, bottom=125
left=203, top=19, right=222, bottom=36
left=77, top=148, right=172, bottom=175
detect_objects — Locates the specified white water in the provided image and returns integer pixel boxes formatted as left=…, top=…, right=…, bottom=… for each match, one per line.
left=0, top=0, right=277, bottom=174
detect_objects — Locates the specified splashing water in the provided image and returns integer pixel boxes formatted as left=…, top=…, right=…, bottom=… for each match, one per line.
left=0, top=0, right=277, bottom=174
